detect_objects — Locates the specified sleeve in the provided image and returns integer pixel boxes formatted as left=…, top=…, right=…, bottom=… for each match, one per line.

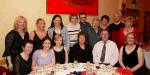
left=63, top=27, right=70, bottom=49
left=14, top=56, right=20, bottom=75
left=48, top=27, right=53, bottom=39
left=50, top=50, right=55, bottom=59
left=32, top=51, right=38, bottom=64
left=87, top=44, right=93, bottom=62
left=3, top=31, right=15, bottom=57
left=110, top=42, right=119, bottom=66
left=69, top=46, right=75, bottom=62
left=92, top=43, right=99, bottom=64
left=25, top=32, right=29, bottom=40
left=134, top=28, right=141, bottom=42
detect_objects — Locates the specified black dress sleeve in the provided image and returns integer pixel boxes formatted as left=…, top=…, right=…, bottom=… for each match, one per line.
left=86, top=44, right=93, bottom=62
left=69, top=44, right=78, bottom=63
left=3, top=30, right=16, bottom=57
left=14, top=56, right=20, bottom=75
left=25, top=32, right=29, bottom=40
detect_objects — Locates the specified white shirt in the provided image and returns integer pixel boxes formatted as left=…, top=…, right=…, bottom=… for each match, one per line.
left=66, top=23, right=81, bottom=47
left=92, top=40, right=119, bottom=66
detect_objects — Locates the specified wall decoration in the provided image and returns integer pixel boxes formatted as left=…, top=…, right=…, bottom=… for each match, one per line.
left=47, top=0, right=98, bottom=15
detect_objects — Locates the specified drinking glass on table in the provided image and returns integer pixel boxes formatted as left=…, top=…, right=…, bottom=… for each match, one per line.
left=73, top=60, right=78, bottom=68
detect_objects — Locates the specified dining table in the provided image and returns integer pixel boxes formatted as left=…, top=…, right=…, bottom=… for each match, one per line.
left=29, top=63, right=133, bottom=75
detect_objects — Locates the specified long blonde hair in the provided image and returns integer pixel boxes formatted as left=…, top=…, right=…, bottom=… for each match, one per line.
left=14, top=16, right=27, bottom=32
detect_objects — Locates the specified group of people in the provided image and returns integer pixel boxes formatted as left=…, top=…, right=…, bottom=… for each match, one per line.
left=2, top=12, right=150, bottom=75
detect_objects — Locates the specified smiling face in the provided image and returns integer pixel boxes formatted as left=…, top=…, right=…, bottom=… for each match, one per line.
left=100, top=30, right=109, bottom=42
left=42, top=39, right=51, bottom=50
left=126, top=33, right=135, bottom=45
left=79, top=14, right=87, bottom=22
left=37, top=20, right=45, bottom=31
left=70, top=16, right=78, bottom=24
left=79, top=35, right=86, bottom=44
left=92, top=20, right=99, bottom=30
left=53, top=17, right=61, bottom=27
left=55, top=37, right=63, bottom=46
left=23, top=43, right=33, bottom=55
left=14, top=16, right=27, bottom=32
left=101, top=18, right=109, bottom=26
left=17, top=18, right=26, bottom=30
left=113, top=13, right=121, bottom=23
left=125, top=20, right=133, bottom=27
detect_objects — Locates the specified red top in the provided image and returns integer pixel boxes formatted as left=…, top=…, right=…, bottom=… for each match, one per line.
left=117, top=27, right=140, bottom=49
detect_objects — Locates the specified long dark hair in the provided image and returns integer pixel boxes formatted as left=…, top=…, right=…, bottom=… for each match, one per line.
left=41, top=37, right=52, bottom=49
left=50, top=15, right=64, bottom=29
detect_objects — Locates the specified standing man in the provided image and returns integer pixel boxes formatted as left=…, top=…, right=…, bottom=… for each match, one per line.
left=107, top=12, right=125, bottom=44
left=79, top=12, right=91, bottom=41
left=92, top=30, right=119, bottom=66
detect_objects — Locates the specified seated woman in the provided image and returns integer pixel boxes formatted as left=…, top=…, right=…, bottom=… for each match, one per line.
left=14, top=40, right=33, bottom=75
left=32, top=37, right=55, bottom=71
left=69, top=31, right=92, bottom=63
left=53, top=34, right=68, bottom=64
left=119, top=32, right=149, bottom=75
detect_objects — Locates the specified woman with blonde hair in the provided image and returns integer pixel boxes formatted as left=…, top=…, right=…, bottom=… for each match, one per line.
left=87, top=17, right=101, bottom=48
left=53, top=34, right=68, bottom=64
left=3, top=16, right=29, bottom=73
left=118, top=16, right=140, bottom=49
left=30, top=18, right=51, bottom=53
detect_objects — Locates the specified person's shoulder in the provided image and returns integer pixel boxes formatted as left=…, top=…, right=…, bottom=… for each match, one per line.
left=120, top=22, right=125, bottom=25
left=109, top=23, right=115, bottom=26
left=108, top=23, right=114, bottom=28
left=72, top=43, right=79, bottom=48
left=48, top=27, right=54, bottom=31
left=84, top=22, right=91, bottom=26
left=95, top=41, right=102, bottom=46
left=108, top=40, right=117, bottom=45
left=33, top=50, right=41, bottom=55
left=62, top=26, right=67, bottom=31
left=6, top=30, right=17, bottom=37
left=8, top=30, right=17, bottom=34
left=30, top=31, right=35, bottom=35
left=137, top=46, right=143, bottom=52
left=85, top=43, right=92, bottom=49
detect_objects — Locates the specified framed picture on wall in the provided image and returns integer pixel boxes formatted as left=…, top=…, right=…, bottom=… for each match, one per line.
left=46, top=0, right=98, bottom=15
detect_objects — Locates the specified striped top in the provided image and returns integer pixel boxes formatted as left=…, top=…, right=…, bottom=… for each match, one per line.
left=66, top=23, right=81, bottom=47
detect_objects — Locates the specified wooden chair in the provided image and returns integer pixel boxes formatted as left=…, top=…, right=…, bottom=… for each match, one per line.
left=0, top=57, right=7, bottom=65
left=0, top=57, right=12, bottom=75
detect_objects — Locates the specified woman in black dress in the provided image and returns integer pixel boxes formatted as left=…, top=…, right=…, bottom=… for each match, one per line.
left=14, top=40, right=33, bottom=75
left=119, top=32, right=149, bottom=75
left=53, top=34, right=68, bottom=64
left=30, top=18, right=51, bottom=53
left=69, top=31, right=92, bottom=63
left=3, top=16, right=29, bottom=72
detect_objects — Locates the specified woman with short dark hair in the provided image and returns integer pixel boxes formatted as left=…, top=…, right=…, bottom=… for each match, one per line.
left=14, top=40, right=33, bottom=75
left=69, top=31, right=92, bottom=63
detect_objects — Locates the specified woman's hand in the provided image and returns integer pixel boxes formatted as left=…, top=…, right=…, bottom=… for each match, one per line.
left=8, top=62, right=13, bottom=71
left=125, top=66, right=133, bottom=72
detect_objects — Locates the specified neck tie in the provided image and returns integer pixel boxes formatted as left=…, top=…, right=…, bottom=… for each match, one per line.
left=100, top=43, right=106, bottom=62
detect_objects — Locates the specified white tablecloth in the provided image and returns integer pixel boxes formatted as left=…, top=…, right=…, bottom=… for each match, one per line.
left=29, top=63, right=117, bottom=75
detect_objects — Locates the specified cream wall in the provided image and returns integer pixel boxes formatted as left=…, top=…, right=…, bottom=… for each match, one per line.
left=0, top=0, right=121, bottom=57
